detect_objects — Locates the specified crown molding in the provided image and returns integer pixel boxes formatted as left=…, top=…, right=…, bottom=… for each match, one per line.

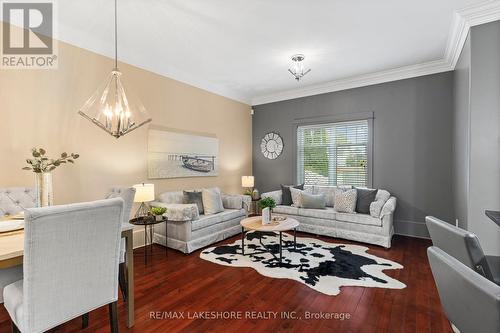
left=251, top=0, right=500, bottom=106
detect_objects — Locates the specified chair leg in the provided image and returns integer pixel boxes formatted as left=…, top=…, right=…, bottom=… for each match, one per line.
left=118, top=262, right=127, bottom=302
left=109, top=301, right=119, bottom=333
left=11, top=322, right=20, bottom=333
left=82, top=312, right=89, bottom=329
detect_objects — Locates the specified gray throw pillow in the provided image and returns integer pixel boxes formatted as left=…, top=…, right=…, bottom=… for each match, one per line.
left=281, top=184, right=304, bottom=206
left=355, top=188, right=378, bottom=214
left=301, top=192, right=326, bottom=209
left=183, top=190, right=204, bottom=214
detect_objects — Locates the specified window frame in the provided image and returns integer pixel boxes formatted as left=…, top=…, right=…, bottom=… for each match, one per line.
left=293, top=112, right=374, bottom=188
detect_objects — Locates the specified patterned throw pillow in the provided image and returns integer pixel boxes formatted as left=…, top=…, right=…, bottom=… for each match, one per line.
left=289, top=187, right=312, bottom=207
left=281, top=184, right=304, bottom=206
left=334, top=189, right=357, bottom=213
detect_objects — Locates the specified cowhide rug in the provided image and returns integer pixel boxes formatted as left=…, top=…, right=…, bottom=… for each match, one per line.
left=200, top=231, right=406, bottom=295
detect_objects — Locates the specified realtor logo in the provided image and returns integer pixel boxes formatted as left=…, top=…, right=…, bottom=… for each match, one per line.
left=1, top=0, right=57, bottom=69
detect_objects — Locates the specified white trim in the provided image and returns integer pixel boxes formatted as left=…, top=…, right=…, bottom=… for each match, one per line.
left=251, top=0, right=500, bottom=106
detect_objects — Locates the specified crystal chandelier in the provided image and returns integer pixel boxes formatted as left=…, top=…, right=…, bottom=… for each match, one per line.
left=288, top=54, right=311, bottom=81
left=78, top=0, right=151, bottom=138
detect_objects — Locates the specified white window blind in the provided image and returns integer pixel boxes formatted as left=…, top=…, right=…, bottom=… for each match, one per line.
left=297, top=120, right=369, bottom=187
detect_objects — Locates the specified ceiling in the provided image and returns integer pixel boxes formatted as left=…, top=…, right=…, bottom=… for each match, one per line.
left=51, top=1, right=500, bottom=104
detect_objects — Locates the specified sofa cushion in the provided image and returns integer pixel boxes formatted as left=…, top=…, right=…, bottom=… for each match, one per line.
left=191, top=209, right=245, bottom=231
left=221, top=195, right=243, bottom=210
left=273, top=205, right=299, bottom=215
left=281, top=184, right=304, bottom=206
left=299, top=207, right=336, bottom=220
left=336, top=212, right=382, bottom=227
left=355, top=188, right=378, bottom=214
left=300, top=192, right=326, bottom=209
left=334, top=189, right=357, bottom=213
left=183, top=190, right=204, bottom=214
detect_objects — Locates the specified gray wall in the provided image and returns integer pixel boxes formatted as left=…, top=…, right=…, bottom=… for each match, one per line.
left=253, top=72, right=454, bottom=238
left=452, top=33, right=471, bottom=230
left=467, top=21, right=500, bottom=255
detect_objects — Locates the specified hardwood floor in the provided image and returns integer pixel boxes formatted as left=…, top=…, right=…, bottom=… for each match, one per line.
left=0, top=234, right=452, bottom=333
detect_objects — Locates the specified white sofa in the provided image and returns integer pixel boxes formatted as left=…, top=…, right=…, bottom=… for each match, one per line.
left=151, top=189, right=251, bottom=254
left=261, top=186, right=396, bottom=248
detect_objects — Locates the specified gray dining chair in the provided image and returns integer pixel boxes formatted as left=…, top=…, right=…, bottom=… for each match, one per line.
left=427, top=246, right=500, bottom=333
left=3, top=198, right=125, bottom=333
left=426, top=216, right=500, bottom=286
left=104, top=186, right=136, bottom=300
left=0, top=187, right=36, bottom=304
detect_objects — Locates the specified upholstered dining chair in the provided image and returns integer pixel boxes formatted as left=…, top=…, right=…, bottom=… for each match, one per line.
left=0, top=187, right=36, bottom=304
left=426, top=216, right=500, bottom=286
left=3, top=198, right=125, bottom=333
left=104, top=186, right=136, bottom=300
left=427, top=246, right=500, bottom=333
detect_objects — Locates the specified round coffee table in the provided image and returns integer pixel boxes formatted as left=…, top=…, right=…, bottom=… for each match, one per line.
left=240, top=216, right=299, bottom=265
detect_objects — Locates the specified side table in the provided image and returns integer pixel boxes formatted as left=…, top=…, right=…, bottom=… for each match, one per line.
left=129, top=215, right=168, bottom=264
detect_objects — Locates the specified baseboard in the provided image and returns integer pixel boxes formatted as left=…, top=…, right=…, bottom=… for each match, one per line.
left=394, top=219, right=430, bottom=239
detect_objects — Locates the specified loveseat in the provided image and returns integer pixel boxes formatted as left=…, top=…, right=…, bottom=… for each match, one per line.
left=151, top=189, right=250, bottom=254
left=261, top=186, right=396, bottom=248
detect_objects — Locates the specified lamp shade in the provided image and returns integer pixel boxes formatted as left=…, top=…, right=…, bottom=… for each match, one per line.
left=133, top=183, right=155, bottom=202
left=241, top=176, right=254, bottom=188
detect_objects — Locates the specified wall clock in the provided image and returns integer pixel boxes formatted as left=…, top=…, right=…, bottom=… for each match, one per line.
left=261, top=132, right=284, bottom=159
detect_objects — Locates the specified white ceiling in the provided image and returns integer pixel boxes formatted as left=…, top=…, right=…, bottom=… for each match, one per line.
left=51, top=0, right=498, bottom=104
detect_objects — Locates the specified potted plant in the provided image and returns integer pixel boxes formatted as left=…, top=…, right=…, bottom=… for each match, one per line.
left=22, top=148, right=79, bottom=207
left=258, top=197, right=276, bottom=222
left=150, top=206, right=167, bottom=221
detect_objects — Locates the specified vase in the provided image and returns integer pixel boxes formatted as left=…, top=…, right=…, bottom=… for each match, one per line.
left=35, top=172, right=53, bottom=207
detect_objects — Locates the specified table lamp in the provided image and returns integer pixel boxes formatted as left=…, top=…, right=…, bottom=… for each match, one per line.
left=242, top=176, right=254, bottom=195
left=133, top=183, right=155, bottom=217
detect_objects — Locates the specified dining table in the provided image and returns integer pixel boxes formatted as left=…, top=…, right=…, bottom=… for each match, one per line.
left=0, top=219, right=136, bottom=328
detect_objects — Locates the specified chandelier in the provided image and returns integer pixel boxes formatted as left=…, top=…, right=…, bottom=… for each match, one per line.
left=78, top=0, right=151, bottom=138
left=288, top=54, right=311, bottom=81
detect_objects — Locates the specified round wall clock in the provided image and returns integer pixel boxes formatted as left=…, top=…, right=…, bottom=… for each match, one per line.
left=261, top=132, right=284, bottom=160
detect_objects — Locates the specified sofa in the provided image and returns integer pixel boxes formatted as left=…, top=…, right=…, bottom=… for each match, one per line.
left=261, top=186, right=396, bottom=248
left=151, top=189, right=251, bottom=254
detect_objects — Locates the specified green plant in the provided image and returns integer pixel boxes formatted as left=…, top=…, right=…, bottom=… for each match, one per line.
left=22, top=148, right=79, bottom=173
left=244, top=189, right=253, bottom=196
left=258, top=197, right=276, bottom=210
left=150, top=206, right=167, bottom=216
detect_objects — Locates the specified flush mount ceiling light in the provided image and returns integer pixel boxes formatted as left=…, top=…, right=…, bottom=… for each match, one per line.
left=78, top=0, right=152, bottom=139
left=288, top=54, right=311, bottom=81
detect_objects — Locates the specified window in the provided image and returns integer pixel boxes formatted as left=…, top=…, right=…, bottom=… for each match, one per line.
left=297, top=120, right=370, bottom=187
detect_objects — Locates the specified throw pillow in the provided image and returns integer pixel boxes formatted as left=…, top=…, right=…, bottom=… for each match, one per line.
left=201, top=187, right=224, bottom=215
left=289, top=187, right=312, bottom=207
left=281, top=184, right=304, bottom=206
left=183, top=190, right=204, bottom=214
left=300, top=192, right=326, bottom=209
left=221, top=194, right=243, bottom=210
left=355, top=188, right=378, bottom=214
left=370, top=190, right=391, bottom=217
left=334, top=189, right=357, bottom=213
left=315, top=187, right=336, bottom=207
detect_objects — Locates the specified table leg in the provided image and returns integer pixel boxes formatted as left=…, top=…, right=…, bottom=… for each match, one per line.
left=241, top=227, right=245, bottom=255
left=294, top=228, right=297, bottom=250
left=279, top=232, right=283, bottom=266
left=150, top=224, right=154, bottom=258
left=123, top=229, right=134, bottom=328
left=144, top=225, right=147, bottom=265
left=165, top=220, right=168, bottom=256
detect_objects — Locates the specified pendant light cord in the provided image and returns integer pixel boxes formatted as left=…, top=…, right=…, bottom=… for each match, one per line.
left=114, top=0, right=118, bottom=69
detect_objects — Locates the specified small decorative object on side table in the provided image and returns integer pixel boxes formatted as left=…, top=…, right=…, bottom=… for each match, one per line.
left=129, top=215, right=168, bottom=264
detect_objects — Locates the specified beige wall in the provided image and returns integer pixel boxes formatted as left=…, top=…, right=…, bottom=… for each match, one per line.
left=0, top=38, right=252, bottom=204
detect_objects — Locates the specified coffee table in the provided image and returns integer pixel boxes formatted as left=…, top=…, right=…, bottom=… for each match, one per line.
left=240, top=216, right=299, bottom=265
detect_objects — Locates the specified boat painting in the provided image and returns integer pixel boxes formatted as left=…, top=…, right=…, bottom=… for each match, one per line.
left=148, top=129, right=218, bottom=179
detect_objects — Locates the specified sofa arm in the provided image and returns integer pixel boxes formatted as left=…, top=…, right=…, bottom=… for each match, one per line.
left=150, top=202, right=199, bottom=221
left=261, top=190, right=282, bottom=205
left=381, top=196, right=397, bottom=217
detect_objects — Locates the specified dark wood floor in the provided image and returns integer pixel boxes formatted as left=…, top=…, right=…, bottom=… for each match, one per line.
left=0, top=234, right=452, bottom=333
